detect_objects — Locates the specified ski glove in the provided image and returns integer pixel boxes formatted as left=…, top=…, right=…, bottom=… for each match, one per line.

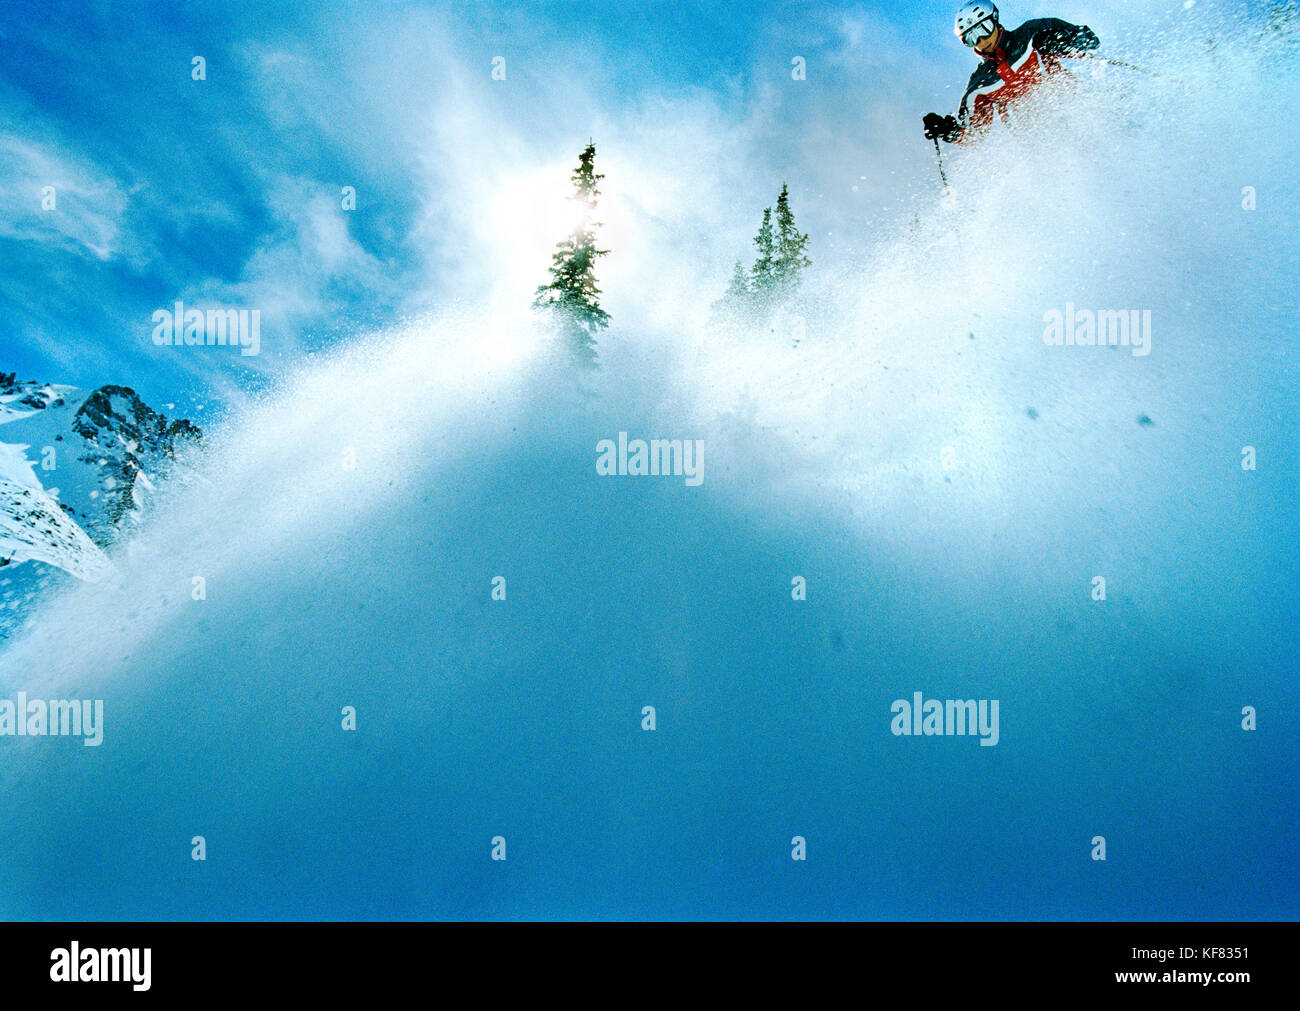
left=923, top=113, right=960, bottom=142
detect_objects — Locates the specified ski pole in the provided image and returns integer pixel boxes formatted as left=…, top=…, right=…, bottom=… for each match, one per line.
left=932, top=137, right=950, bottom=193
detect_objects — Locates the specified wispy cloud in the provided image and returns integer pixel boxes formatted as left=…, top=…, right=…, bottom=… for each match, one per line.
left=0, top=131, right=131, bottom=261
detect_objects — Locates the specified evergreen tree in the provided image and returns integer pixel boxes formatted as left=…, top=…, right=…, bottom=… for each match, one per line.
left=714, top=184, right=813, bottom=323
left=711, top=260, right=754, bottom=324
left=725, top=261, right=750, bottom=301
left=533, top=142, right=610, bottom=368
left=771, top=183, right=811, bottom=295
left=750, top=207, right=776, bottom=296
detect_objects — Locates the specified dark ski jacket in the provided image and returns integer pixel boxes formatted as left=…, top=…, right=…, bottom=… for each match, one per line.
left=943, top=18, right=1100, bottom=144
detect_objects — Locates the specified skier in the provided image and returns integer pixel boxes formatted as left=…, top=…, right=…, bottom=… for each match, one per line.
left=923, top=3, right=1100, bottom=146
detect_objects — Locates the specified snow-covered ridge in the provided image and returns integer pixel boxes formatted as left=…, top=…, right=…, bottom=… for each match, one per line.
left=0, top=374, right=201, bottom=630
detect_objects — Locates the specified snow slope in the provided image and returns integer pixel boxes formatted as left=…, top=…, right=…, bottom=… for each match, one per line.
left=0, top=15, right=1296, bottom=919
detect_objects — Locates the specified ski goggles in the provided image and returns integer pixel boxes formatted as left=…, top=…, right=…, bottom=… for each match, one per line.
left=959, top=16, right=998, bottom=47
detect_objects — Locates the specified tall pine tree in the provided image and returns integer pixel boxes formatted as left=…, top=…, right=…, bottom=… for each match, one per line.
left=771, top=183, right=811, bottom=296
left=533, top=142, right=610, bottom=368
left=750, top=207, right=776, bottom=298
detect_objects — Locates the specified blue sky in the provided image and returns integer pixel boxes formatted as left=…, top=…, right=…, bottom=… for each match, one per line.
left=0, top=0, right=1214, bottom=416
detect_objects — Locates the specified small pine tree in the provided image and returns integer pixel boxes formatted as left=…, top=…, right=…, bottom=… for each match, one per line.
left=771, top=183, right=811, bottom=296
left=533, top=142, right=610, bottom=368
left=711, top=260, right=754, bottom=324
left=725, top=261, right=750, bottom=301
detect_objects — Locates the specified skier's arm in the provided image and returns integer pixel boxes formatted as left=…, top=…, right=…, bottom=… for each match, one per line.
left=924, top=70, right=995, bottom=145
left=1028, top=17, right=1100, bottom=59
left=948, top=82, right=996, bottom=146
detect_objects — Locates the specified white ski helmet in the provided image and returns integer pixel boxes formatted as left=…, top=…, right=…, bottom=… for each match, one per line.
left=954, top=2, right=1000, bottom=47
